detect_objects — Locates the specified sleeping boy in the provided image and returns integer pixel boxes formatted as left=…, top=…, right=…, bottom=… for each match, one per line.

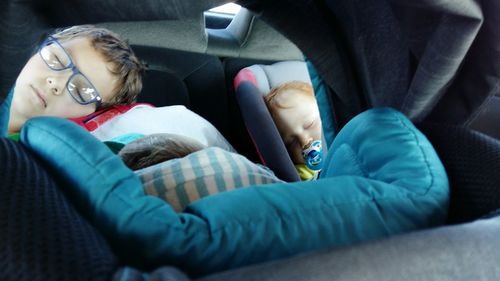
left=2, top=24, right=229, bottom=166
left=5, top=25, right=145, bottom=136
left=264, top=81, right=324, bottom=180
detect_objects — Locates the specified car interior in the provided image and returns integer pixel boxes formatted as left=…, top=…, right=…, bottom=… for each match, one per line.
left=1, top=0, right=499, bottom=280
left=97, top=8, right=307, bottom=164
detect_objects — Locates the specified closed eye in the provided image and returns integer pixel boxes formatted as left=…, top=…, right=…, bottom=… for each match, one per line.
left=305, top=119, right=315, bottom=129
left=54, top=55, right=64, bottom=66
left=75, top=88, right=84, bottom=101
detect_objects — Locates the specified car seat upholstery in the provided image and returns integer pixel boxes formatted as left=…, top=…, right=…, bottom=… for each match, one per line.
left=197, top=215, right=500, bottom=281
left=418, top=122, right=500, bottom=223
left=0, top=138, right=118, bottom=281
left=233, top=61, right=329, bottom=182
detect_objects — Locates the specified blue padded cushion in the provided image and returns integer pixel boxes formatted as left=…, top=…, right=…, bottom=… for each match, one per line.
left=19, top=108, right=448, bottom=277
left=0, top=87, right=14, bottom=136
left=306, top=60, right=336, bottom=146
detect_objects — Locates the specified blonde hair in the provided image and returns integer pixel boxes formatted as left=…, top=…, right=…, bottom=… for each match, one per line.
left=264, top=81, right=315, bottom=117
left=52, top=25, right=146, bottom=107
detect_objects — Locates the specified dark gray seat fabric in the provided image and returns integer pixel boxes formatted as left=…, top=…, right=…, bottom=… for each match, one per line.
left=0, top=138, right=118, bottom=281
left=418, top=123, right=500, bottom=224
left=196, top=215, right=500, bottom=281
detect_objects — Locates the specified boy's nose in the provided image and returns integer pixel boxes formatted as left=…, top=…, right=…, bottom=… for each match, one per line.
left=46, top=77, right=63, bottom=96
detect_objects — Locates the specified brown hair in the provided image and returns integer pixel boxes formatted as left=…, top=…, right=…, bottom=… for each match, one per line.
left=118, top=133, right=206, bottom=170
left=264, top=81, right=315, bottom=117
left=52, top=25, right=146, bottom=107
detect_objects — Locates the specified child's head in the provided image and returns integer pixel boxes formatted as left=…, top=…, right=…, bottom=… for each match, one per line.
left=9, top=25, right=145, bottom=133
left=265, top=81, right=322, bottom=165
left=119, top=133, right=206, bottom=170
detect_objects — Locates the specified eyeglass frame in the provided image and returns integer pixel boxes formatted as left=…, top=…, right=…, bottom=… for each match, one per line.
left=38, top=35, right=103, bottom=107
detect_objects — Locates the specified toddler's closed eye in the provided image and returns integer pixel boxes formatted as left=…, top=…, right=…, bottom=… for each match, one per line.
left=305, top=119, right=315, bottom=129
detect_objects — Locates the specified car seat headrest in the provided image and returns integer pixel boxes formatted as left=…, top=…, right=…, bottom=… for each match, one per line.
left=235, top=61, right=313, bottom=94
left=234, top=61, right=328, bottom=182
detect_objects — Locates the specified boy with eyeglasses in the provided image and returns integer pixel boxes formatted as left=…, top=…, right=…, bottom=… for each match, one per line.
left=1, top=24, right=282, bottom=208
left=2, top=25, right=235, bottom=168
left=3, top=25, right=237, bottom=163
left=6, top=25, right=145, bottom=135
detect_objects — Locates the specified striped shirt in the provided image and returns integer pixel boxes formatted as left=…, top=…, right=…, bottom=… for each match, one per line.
left=135, top=147, right=284, bottom=212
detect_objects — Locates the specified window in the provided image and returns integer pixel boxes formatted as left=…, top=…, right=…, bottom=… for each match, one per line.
left=205, top=3, right=242, bottom=29
left=208, top=3, right=241, bottom=15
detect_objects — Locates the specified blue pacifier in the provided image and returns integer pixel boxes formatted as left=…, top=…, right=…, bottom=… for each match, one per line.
left=302, top=140, right=323, bottom=171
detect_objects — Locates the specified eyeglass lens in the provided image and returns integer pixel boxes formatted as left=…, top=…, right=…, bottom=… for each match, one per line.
left=40, top=42, right=72, bottom=70
left=67, top=75, right=99, bottom=104
left=40, top=40, right=100, bottom=104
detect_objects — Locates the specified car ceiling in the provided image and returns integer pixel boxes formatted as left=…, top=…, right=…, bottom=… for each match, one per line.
left=96, top=10, right=304, bottom=61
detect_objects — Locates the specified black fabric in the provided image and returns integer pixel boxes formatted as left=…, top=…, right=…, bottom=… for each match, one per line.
left=0, top=138, right=118, bottom=281
left=0, top=2, right=51, bottom=97
left=418, top=123, right=500, bottom=224
left=132, top=45, right=230, bottom=137
left=222, top=57, right=277, bottom=161
left=468, top=95, right=500, bottom=140
left=33, top=0, right=227, bottom=25
left=138, top=70, right=190, bottom=108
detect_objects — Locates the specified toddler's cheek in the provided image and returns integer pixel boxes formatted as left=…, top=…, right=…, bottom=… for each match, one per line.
left=290, top=147, right=305, bottom=164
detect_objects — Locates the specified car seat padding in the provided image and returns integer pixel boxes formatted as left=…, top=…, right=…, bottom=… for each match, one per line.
left=234, top=61, right=328, bottom=181
left=236, top=80, right=300, bottom=181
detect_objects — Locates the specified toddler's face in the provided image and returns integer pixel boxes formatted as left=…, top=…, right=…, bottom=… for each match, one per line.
left=272, top=89, right=322, bottom=164
left=10, top=37, right=117, bottom=132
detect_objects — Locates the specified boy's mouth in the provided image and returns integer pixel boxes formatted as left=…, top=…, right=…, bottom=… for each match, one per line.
left=30, top=85, right=47, bottom=108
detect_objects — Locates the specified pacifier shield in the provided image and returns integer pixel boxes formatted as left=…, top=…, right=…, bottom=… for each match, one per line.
left=302, top=140, right=323, bottom=171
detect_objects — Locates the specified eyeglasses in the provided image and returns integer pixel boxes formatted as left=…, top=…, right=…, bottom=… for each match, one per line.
left=38, top=36, right=102, bottom=107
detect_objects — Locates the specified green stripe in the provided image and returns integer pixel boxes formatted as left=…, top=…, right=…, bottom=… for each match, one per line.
left=243, top=158, right=257, bottom=186
left=222, top=150, right=243, bottom=187
left=190, top=152, right=209, bottom=197
left=172, top=160, right=190, bottom=209
left=206, top=148, right=227, bottom=192
left=151, top=166, right=168, bottom=198
left=7, top=133, right=20, bottom=142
